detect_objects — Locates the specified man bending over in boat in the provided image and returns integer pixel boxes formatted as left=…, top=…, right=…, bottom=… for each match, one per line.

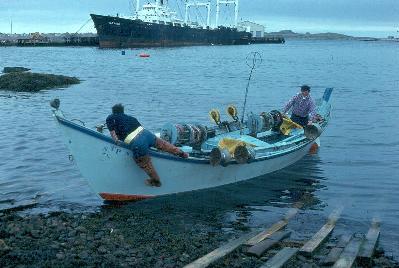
left=282, top=85, right=317, bottom=127
left=106, top=104, right=188, bottom=187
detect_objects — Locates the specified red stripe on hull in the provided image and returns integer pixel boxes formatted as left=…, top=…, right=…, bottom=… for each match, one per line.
left=99, top=193, right=154, bottom=202
left=309, top=142, right=319, bottom=154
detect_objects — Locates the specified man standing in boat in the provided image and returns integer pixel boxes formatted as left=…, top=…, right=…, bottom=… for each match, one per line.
left=106, top=104, right=188, bottom=187
left=282, top=85, right=317, bottom=127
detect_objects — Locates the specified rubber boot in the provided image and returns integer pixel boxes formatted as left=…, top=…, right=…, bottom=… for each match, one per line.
left=134, top=155, right=161, bottom=187
left=155, top=138, right=189, bottom=158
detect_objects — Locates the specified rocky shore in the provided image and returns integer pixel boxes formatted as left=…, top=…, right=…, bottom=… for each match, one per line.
left=1, top=196, right=398, bottom=268
left=0, top=67, right=80, bottom=92
left=0, top=199, right=233, bottom=268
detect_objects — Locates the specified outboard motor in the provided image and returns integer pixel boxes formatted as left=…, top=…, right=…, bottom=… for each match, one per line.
left=304, top=123, right=322, bottom=140
left=161, top=123, right=211, bottom=148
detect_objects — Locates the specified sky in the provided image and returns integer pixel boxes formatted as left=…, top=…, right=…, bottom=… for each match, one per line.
left=0, top=0, right=398, bottom=37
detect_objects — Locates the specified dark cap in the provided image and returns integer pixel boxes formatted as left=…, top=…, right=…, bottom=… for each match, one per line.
left=301, top=85, right=311, bottom=92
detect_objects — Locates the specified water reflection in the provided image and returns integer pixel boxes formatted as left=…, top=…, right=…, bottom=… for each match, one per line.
left=109, top=154, right=327, bottom=233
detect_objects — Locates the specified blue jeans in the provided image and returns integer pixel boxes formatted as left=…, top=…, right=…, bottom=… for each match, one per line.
left=129, top=129, right=156, bottom=158
left=291, top=114, right=309, bottom=127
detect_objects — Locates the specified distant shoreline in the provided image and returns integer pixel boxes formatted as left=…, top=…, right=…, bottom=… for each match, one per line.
left=0, top=30, right=397, bottom=47
left=265, top=30, right=399, bottom=42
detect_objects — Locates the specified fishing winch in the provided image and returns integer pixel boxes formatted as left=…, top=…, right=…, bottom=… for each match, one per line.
left=208, top=105, right=242, bottom=133
left=246, top=110, right=284, bottom=136
left=161, top=123, right=214, bottom=148
left=209, top=144, right=255, bottom=166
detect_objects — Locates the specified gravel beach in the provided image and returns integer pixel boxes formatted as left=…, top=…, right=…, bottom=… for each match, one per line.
left=1, top=187, right=398, bottom=268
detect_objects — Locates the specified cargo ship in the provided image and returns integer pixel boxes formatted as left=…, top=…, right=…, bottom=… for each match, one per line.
left=91, top=0, right=252, bottom=48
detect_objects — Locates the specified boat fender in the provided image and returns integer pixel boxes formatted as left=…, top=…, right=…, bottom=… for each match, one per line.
left=304, top=123, right=322, bottom=140
left=234, top=145, right=256, bottom=164
left=209, top=148, right=231, bottom=167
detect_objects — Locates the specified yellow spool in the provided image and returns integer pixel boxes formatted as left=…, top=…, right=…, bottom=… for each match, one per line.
left=209, top=109, right=221, bottom=124
left=226, top=105, right=238, bottom=119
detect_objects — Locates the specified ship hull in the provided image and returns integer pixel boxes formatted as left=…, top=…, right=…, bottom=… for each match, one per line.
left=91, top=14, right=251, bottom=48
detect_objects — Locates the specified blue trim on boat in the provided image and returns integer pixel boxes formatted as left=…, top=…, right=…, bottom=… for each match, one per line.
left=323, top=88, right=333, bottom=102
left=55, top=115, right=314, bottom=165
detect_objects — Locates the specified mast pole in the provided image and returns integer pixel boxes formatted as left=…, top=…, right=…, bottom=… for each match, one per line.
left=207, top=2, right=211, bottom=27
left=10, top=19, right=13, bottom=35
left=216, top=0, right=220, bottom=27
left=136, top=0, right=140, bottom=13
left=185, top=1, right=189, bottom=24
left=235, top=0, right=239, bottom=27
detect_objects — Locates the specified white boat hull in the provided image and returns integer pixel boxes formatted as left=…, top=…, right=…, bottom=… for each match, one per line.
left=56, top=117, right=314, bottom=201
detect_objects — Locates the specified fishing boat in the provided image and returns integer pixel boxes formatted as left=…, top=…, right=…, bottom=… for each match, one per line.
left=50, top=88, right=333, bottom=201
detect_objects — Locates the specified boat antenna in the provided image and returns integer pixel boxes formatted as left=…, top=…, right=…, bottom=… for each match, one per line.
left=241, top=52, right=262, bottom=123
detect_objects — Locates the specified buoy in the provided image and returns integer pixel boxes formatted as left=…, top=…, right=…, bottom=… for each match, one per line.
left=139, top=53, right=150, bottom=58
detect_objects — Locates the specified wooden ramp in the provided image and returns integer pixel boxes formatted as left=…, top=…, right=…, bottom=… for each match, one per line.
left=183, top=232, right=256, bottom=268
left=321, top=234, right=352, bottom=265
left=184, top=207, right=300, bottom=268
left=260, top=247, right=298, bottom=268
left=183, top=208, right=388, bottom=268
left=333, top=234, right=364, bottom=268
left=299, top=208, right=342, bottom=256
left=357, top=219, right=381, bottom=267
left=245, top=208, right=298, bottom=246
left=246, top=231, right=291, bottom=257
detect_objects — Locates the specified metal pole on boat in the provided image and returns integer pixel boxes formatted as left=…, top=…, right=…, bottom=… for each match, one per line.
left=241, top=52, right=262, bottom=124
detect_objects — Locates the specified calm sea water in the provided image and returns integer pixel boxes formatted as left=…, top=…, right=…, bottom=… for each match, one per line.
left=0, top=40, right=398, bottom=258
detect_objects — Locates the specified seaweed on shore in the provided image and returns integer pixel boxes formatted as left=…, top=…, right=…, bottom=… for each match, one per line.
left=0, top=71, right=80, bottom=92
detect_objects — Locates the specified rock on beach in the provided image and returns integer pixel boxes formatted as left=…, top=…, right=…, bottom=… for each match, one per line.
left=0, top=68, right=80, bottom=92
left=1, top=196, right=399, bottom=267
left=2, top=67, right=31, bottom=73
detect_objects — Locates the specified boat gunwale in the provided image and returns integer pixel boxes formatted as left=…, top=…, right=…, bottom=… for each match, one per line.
left=55, top=115, right=316, bottom=165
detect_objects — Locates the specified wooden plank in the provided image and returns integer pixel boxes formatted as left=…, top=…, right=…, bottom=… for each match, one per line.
left=246, top=231, right=291, bottom=257
left=336, top=234, right=353, bottom=248
left=245, top=208, right=298, bottom=246
left=260, top=247, right=298, bottom=268
left=333, top=235, right=364, bottom=268
left=299, top=208, right=342, bottom=256
left=183, top=232, right=256, bottom=268
left=321, top=234, right=353, bottom=265
left=357, top=219, right=380, bottom=266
